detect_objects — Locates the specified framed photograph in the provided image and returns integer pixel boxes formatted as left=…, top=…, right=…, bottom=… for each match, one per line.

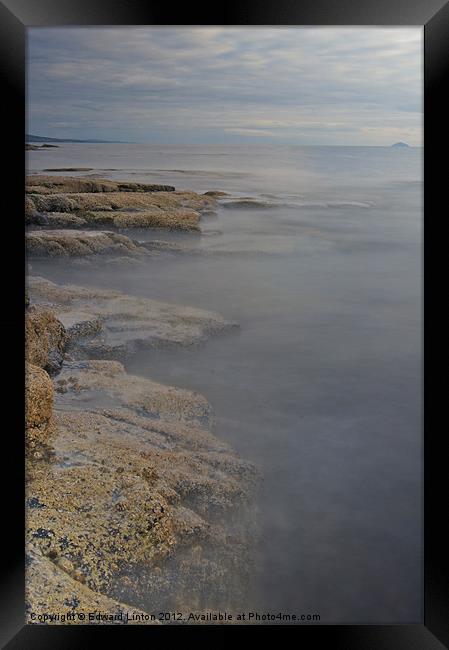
left=1, top=0, right=447, bottom=647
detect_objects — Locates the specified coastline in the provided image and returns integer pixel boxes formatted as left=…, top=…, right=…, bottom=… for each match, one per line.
left=25, top=175, right=259, bottom=623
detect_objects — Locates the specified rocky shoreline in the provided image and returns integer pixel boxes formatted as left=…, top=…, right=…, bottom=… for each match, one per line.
left=26, top=175, right=216, bottom=236
left=25, top=176, right=258, bottom=624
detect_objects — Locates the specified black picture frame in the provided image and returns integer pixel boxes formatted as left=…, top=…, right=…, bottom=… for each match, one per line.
left=1, top=1, right=447, bottom=647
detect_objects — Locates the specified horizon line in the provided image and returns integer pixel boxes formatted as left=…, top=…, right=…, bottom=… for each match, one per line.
left=26, top=134, right=420, bottom=148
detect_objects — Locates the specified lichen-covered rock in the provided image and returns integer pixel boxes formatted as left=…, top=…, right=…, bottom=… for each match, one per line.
left=27, top=194, right=79, bottom=213
left=26, top=360, right=258, bottom=618
left=25, top=363, right=54, bottom=447
left=24, top=175, right=258, bottom=623
left=27, top=190, right=215, bottom=215
left=26, top=230, right=146, bottom=257
left=79, top=209, right=201, bottom=231
left=30, top=212, right=88, bottom=228
left=25, top=196, right=39, bottom=223
left=28, top=276, right=237, bottom=358
left=25, top=182, right=216, bottom=232
left=26, top=175, right=175, bottom=194
left=26, top=548, right=158, bottom=625
left=25, top=305, right=67, bottom=374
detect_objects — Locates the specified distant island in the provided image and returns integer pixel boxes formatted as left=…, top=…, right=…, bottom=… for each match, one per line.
left=26, top=133, right=123, bottom=144
left=391, top=142, right=410, bottom=148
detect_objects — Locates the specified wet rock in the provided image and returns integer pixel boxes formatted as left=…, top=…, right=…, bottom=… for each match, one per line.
left=42, top=167, right=94, bottom=172
left=28, top=276, right=237, bottom=357
left=35, top=212, right=88, bottom=228
left=221, top=199, right=276, bottom=209
left=56, top=311, right=102, bottom=340
left=26, top=144, right=59, bottom=150
left=26, top=230, right=146, bottom=257
left=30, top=214, right=51, bottom=226
left=203, top=191, right=229, bottom=197
left=57, top=359, right=213, bottom=426
left=140, top=240, right=199, bottom=255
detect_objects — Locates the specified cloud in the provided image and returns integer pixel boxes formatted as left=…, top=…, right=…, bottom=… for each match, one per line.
left=27, top=27, right=422, bottom=145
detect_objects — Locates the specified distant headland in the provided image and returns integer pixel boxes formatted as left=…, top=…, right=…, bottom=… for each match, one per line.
left=391, top=142, right=410, bottom=148
left=26, top=133, right=123, bottom=144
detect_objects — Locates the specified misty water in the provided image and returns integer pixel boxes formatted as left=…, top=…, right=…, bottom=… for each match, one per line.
left=28, top=144, right=422, bottom=623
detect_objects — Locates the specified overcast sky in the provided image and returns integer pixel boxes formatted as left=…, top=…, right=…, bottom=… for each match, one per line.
left=27, top=27, right=422, bottom=146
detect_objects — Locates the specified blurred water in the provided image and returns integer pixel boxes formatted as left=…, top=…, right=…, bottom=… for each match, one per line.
left=28, top=143, right=423, bottom=623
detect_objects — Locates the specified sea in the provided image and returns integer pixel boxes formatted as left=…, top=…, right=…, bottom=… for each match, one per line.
left=27, top=143, right=423, bottom=623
